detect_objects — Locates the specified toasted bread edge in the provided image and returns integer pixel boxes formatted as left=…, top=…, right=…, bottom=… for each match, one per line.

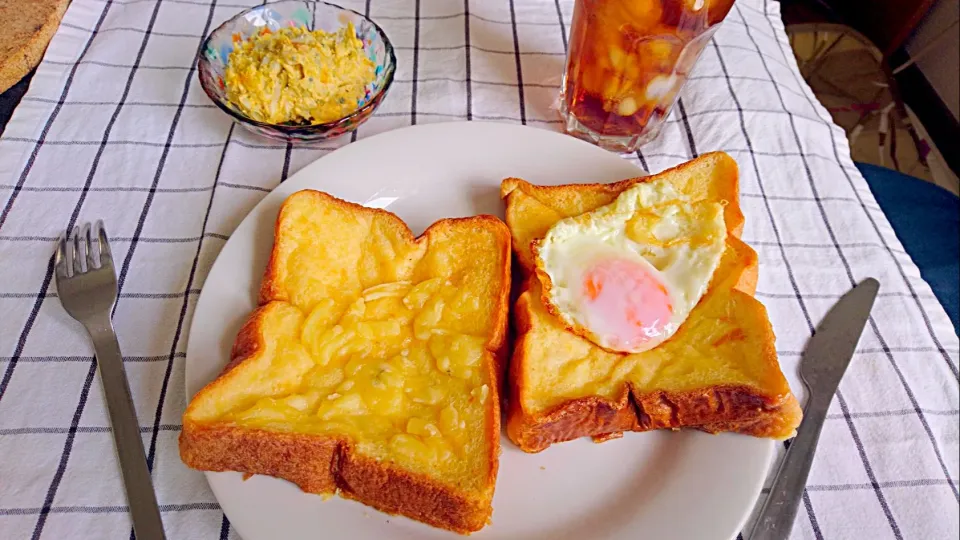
left=182, top=191, right=514, bottom=534
left=259, top=189, right=512, bottom=351
left=506, top=287, right=803, bottom=453
left=500, top=151, right=746, bottom=274
left=179, top=423, right=493, bottom=533
left=501, top=152, right=802, bottom=453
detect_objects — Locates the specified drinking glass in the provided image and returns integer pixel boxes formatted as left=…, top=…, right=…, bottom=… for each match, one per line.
left=560, top=0, right=736, bottom=152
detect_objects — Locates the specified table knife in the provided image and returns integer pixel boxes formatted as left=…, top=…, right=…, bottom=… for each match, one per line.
left=747, top=278, right=880, bottom=540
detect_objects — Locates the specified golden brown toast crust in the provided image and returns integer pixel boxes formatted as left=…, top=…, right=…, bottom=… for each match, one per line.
left=501, top=152, right=802, bottom=453
left=507, top=283, right=803, bottom=452
left=258, top=191, right=511, bottom=352
left=181, top=190, right=510, bottom=534
left=179, top=425, right=493, bottom=533
left=501, top=152, right=745, bottom=274
left=179, top=424, right=490, bottom=532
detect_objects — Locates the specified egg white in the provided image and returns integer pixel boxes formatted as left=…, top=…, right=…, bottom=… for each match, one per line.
left=534, top=179, right=726, bottom=353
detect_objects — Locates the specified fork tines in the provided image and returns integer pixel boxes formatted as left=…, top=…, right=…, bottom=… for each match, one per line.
left=55, top=220, right=112, bottom=278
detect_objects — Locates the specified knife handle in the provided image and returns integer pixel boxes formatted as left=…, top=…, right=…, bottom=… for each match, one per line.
left=747, top=396, right=830, bottom=540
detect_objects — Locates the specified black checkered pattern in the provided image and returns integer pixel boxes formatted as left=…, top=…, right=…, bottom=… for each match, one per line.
left=0, top=0, right=957, bottom=538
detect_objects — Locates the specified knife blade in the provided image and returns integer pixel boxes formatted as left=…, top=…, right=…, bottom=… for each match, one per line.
left=797, top=277, right=881, bottom=405
left=747, top=278, right=880, bottom=540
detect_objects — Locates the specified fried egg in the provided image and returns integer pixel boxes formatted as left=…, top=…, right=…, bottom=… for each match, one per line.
left=533, top=179, right=726, bottom=353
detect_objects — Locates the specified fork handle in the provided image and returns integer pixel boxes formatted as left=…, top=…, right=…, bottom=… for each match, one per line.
left=87, top=318, right=167, bottom=540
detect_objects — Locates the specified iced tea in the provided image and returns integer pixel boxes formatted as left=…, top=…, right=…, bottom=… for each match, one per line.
left=561, top=0, right=736, bottom=152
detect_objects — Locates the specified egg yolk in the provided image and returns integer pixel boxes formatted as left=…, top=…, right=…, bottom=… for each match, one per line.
left=579, top=258, right=674, bottom=351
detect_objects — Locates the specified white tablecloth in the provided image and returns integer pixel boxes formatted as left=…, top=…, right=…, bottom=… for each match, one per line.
left=1, top=0, right=957, bottom=538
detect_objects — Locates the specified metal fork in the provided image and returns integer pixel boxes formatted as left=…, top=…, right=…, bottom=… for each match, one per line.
left=54, top=221, right=167, bottom=540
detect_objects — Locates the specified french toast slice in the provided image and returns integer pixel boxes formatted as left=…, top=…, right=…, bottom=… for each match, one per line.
left=501, top=152, right=802, bottom=453
left=180, top=190, right=511, bottom=533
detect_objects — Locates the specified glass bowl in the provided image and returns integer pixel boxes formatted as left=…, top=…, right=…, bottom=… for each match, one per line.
left=198, top=1, right=396, bottom=143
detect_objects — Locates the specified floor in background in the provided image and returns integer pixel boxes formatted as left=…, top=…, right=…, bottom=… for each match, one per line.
left=785, top=22, right=959, bottom=196
left=903, top=107, right=959, bottom=195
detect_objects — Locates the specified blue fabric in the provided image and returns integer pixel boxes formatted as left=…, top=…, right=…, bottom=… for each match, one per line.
left=856, top=162, right=960, bottom=335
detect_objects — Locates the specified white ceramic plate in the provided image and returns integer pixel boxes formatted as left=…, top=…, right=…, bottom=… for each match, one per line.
left=185, top=122, right=772, bottom=540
